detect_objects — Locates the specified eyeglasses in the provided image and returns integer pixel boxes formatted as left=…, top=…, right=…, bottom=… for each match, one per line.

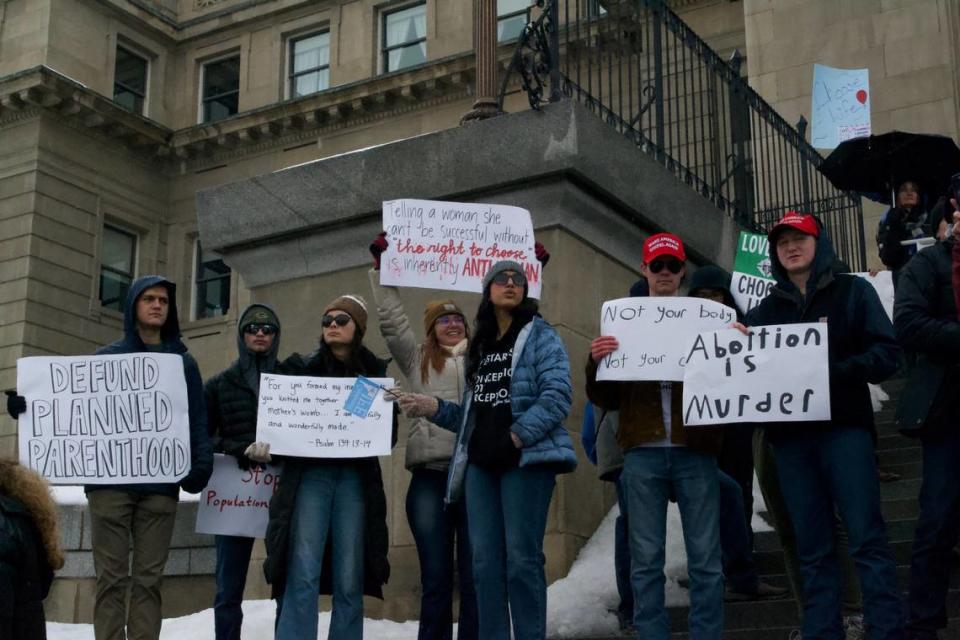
left=435, top=315, right=465, bottom=326
left=243, top=323, right=277, bottom=336
left=491, top=271, right=525, bottom=287
left=648, top=258, right=684, bottom=274
left=321, top=314, right=352, bottom=328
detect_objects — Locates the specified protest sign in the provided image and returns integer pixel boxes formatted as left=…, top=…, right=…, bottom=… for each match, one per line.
left=379, top=198, right=542, bottom=298
left=196, top=454, right=279, bottom=538
left=16, top=354, right=191, bottom=485
left=682, top=323, right=831, bottom=425
left=852, top=271, right=894, bottom=321
left=596, top=297, right=736, bottom=382
left=257, top=374, right=395, bottom=457
left=730, top=231, right=776, bottom=314
left=811, top=63, right=871, bottom=150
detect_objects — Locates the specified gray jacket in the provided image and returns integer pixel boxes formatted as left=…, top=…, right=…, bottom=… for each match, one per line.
left=594, top=408, right=625, bottom=482
left=369, top=270, right=466, bottom=471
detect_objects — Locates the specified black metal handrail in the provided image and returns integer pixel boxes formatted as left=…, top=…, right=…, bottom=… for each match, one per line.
left=501, top=0, right=867, bottom=270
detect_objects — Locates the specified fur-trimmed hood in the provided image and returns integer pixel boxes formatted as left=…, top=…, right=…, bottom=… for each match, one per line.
left=0, top=461, right=65, bottom=571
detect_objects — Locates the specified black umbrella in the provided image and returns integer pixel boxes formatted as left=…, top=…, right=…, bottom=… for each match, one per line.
left=819, top=131, right=960, bottom=204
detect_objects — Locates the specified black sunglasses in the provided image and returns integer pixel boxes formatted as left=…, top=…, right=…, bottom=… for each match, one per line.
left=492, top=271, right=526, bottom=287
left=321, top=313, right=352, bottom=328
left=243, top=323, right=277, bottom=336
left=648, top=258, right=684, bottom=274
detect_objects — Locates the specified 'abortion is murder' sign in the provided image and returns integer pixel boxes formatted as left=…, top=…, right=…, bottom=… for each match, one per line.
left=596, top=297, right=736, bottom=381
left=682, top=323, right=831, bottom=425
left=257, top=374, right=395, bottom=457
left=17, top=354, right=191, bottom=484
left=379, top=198, right=542, bottom=298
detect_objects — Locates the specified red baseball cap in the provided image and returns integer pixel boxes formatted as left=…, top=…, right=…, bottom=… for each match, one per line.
left=643, top=233, right=686, bottom=263
left=768, top=211, right=820, bottom=241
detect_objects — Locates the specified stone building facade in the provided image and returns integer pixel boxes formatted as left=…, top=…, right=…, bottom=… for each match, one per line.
left=0, top=0, right=958, bottom=624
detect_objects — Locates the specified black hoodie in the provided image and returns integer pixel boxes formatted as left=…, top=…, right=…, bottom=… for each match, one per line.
left=92, top=275, right=213, bottom=496
left=745, top=230, right=902, bottom=438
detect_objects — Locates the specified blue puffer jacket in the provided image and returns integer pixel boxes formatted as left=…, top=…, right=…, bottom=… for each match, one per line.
left=90, top=275, right=213, bottom=498
left=433, top=316, right=577, bottom=503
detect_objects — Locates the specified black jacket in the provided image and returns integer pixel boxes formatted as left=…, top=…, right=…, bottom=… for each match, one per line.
left=0, top=495, right=53, bottom=640
left=263, top=343, right=396, bottom=600
left=893, top=238, right=960, bottom=436
left=877, top=206, right=936, bottom=272
left=92, top=275, right=213, bottom=497
left=206, top=303, right=281, bottom=466
left=745, top=229, right=902, bottom=439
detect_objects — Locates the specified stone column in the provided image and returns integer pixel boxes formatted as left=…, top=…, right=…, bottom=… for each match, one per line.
left=461, top=0, right=501, bottom=123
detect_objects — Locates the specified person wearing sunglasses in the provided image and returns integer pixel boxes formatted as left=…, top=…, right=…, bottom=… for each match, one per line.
left=398, top=259, right=577, bottom=640
left=248, top=295, right=396, bottom=640
left=203, top=304, right=283, bottom=640
left=586, top=233, right=725, bottom=640
left=368, top=233, right=478, bottom=640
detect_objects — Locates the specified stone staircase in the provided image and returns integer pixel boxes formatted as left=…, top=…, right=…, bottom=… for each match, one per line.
left=572, top=378, right=960, bottom=639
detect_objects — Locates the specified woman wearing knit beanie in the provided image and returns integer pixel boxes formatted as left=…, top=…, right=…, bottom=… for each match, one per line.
left=0, top=458, right=65, bottom=640
left=368, top=234, right=478, bottom=640
left=398, top=259, right=577, bottom=640
left=250, top=293, right=395, bottom=640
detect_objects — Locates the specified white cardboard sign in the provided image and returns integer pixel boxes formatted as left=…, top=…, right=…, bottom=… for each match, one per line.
left=195, top=454, right=279, bottom=538
left=596, top=297, right=736, bottom=382
left=682, top=323, right=831, bottom=425
left=256, top=374, right=395, bottom=458
left=379, top=198, right=542, bottom=298
left=16, top=354, right=191, bottom=484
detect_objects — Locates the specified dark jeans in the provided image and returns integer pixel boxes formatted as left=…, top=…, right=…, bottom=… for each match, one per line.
left=614, top=477, right=633, bottom=623
left=907, top=428, right=960, bottom=638
left=406, top=468, right=478, bottom=640
left=719, top=470, right=760, bottom=593
left=464, top=463, right=556, bottom=640
left=214, top=536, right=281, bottom=640
left=773, top=428, right=904, bottom=640
left=718, top=423, right=755, bottom=544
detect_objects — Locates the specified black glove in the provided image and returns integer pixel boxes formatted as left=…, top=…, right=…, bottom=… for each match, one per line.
left=5, top=391, right=26, bottom=420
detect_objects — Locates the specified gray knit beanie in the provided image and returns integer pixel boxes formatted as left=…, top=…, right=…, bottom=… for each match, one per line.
left=482, top=260, right=526, bottom=289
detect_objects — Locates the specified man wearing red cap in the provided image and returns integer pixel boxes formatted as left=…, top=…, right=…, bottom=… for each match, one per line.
left=587, top=233, right=725, bottom=640
left=741, top=212, right=904, bottom=639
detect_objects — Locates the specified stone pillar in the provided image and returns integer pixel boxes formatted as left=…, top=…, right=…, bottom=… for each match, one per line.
left=461, top=0, right=501, bottom=123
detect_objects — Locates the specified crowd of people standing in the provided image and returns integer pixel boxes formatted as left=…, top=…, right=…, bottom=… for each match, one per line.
left=2, top=187, right=959, bottom=640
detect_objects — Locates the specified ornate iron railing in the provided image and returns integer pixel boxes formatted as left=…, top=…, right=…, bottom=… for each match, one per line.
left=500, top=0, right=867, bottom=270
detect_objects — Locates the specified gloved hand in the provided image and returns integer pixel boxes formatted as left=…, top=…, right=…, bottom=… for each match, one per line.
left=535, top=241, right=550, bottom=267
left=397, top=393, right=439, bottom=419
left=244, top=442, right=272, bottom=463
left=5, top=391, right=26, bottom=420
left=370, top=232, right=389, bottom=270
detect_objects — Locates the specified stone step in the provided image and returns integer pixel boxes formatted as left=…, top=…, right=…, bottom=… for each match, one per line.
left=752, top=518, right=919, bottom=554
left=876, top=445, right=923, bottom=466
left=753, top=539, right=916, bottom=575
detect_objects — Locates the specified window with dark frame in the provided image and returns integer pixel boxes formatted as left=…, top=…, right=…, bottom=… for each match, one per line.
left=382, top=4, right=427, bottom=73
left=587, top=0, right=608, bottom=18
left=290, top=32, right=331, bottom=98
left=201, top=56, right=240, bottom=123
left=498, top=0, right=530, bottom=43
left=99, top=225, right=137, bottom=312
left=194, top=241, right=231, bottom=319
left=113, top=47, right=148, bottom=114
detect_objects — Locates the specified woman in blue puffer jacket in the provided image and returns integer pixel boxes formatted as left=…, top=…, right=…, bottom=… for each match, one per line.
left=399, top=259, right=577, bottom=640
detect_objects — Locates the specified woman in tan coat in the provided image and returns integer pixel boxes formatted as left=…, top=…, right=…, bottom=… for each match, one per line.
left=370, top=233, right=477, bottom=640
left=0, top=459, right=65, bottom=640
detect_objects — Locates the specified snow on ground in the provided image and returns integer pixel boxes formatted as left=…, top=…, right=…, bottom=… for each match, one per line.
left=48, top=472, right=777, bottom=640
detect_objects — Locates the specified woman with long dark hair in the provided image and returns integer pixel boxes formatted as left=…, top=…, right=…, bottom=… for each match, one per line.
left=368, top=232, right=478, bottom=640
left=399, top=260, right=577, bottom=640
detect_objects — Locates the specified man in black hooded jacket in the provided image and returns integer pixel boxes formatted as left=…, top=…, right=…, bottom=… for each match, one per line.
left=204, top=303, right=283, bottom=640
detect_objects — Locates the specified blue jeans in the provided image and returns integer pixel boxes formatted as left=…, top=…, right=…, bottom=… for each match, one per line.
left=214, top=535, right=269, bottom=640
left=406, top=468, right=478, bottom=640
left=275, top=464, right=365, bottom=640
left=772, top=427, right=904, bottom=640
left=622, top=447, right=723, bottom=640
left=464, top=463, right=556, bottom=640
left=907, top=428, right=960, bottom=638
left=614, top=477, right=634, bottom=623
left=719, top=470, right=760, bottom=593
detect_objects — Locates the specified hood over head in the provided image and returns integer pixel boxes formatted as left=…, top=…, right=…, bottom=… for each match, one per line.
left=237, top=303, right=281, bottom=395
left=689, top=265, right=740, bottom=313
left=123, top=275, right=181, bottom=348
left=768, top=216, right=839, bottom=297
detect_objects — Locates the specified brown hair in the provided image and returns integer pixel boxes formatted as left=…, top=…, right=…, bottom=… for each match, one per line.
left=0, top=459, right=65, bottom=570
left=419, top=320, right=469, bottom=384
